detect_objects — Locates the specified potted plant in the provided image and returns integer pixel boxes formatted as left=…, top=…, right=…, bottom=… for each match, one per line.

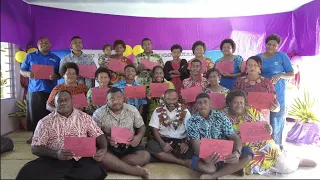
left=8, top=99, right=27, bottom=130
left=286, top=90, right=320, bottom=145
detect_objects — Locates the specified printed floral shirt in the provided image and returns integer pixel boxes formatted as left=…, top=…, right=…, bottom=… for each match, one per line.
left=32, top=109, right=103, bottom=161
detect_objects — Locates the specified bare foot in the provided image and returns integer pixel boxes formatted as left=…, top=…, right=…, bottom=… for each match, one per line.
left=136, top=166, right=150, bottom=180
left=26, top=138, right=32, bottom=144
left=299, top=159, right=317, bottom=168
left=200, top=173, right=217, bottom=179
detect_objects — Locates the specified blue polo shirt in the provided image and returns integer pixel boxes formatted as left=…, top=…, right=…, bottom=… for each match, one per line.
left=20, top=51, right=61, bottom=93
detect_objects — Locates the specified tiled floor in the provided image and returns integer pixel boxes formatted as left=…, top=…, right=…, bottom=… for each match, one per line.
left=1, top=122, right=319, bottom=179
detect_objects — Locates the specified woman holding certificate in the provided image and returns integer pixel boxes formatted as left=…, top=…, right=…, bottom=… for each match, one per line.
left=85, top=67, right=112, bottom=115
left=46, top=62, right=88, bottom=112
left=146, top=66, right=175, bottom=139
left=221, top=90, right=278, bottom=175
left=214, top=39, right=244, bottom=90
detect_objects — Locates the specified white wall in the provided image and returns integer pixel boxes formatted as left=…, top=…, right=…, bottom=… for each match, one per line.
left=1, top=46, right=24, bottom=136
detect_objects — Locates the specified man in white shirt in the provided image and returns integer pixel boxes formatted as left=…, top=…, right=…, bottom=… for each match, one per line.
left=146, top=89, right=193, bottom=167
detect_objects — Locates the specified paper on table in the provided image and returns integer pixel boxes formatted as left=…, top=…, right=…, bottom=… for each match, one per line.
left=64, top=137, right=96, bottom=157
left=31, top=64, right=54, bottom=79
left=111, top=126, right=133, bottom=144
left=149, top=83, right=169, bottom=98
left=124, top=86, right=146, bottom=98
left=240, top=121, right=271, bottom=143
left=141, top=59, right=158, bottom=70
left=199, top=138, right=234, bottom=161
left=248, top=92, right=274, bottom=109
left=208, top=93, right=226, bottom=109
left=215, top=61, right=234, bottom=74
left=72, top=94, right=88, bottom=108
left=78, top=64, right=96, bottom=79
left=92, top=88, right=109, bottom=106
left=108, top=59, right=127, bottom=73
left=181, top=86, right=203, bottom=103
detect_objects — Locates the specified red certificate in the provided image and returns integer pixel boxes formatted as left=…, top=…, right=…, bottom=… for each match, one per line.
left=141, top=59, right=158, bottom=70
left=260, top=109, right=270, bottom=122
left=78, top=64, right=96, bottom=79
left=64, top=137, right=96, bottom=157
left=91, top=88, right=109, bottom=106
left=181, top=86, right=202, bottom=103
left=208, top=93, right=226, bottom=109
left=108, top=59, right=127, bottom=73
left=149, top=83, right=169, bottom=98
left=215, top=61, right=234, bottom=74
left=248, top=92, right=274, bottom=109
left=111, top=126, right=133, bottom=144
left=72, top=93, right=88, bottom=108
left=124, top=86, right=146, bottom=98
left=199, top=138, right=234, bottom=161
left=240, top=121, right=271, bottom=143
left=31, top=64, right=54, bottom=79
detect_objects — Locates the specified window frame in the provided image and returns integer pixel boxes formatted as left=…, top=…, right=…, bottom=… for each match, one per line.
left=1, top=42, right=15, bottom=100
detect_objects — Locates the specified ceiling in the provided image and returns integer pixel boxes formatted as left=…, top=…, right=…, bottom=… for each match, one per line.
left=23, top=0, right=313, bottom=18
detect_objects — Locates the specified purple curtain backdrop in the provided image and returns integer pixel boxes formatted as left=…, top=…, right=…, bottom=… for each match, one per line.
left=0, top=0, right=34, bottom=50
left=1, top=0, right=319, bottom=56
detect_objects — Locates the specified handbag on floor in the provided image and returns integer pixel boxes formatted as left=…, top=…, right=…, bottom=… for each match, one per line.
left=1, top=137, right=14, bottom=154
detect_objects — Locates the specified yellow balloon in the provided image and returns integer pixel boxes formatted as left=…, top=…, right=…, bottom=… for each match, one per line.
left=27, top=48, right=38, bottom=54
left=123, top=45, right=133, bottom=57
left=133, top=45, right=144, bottom=56
left=15, top=51, right=27, bottom=63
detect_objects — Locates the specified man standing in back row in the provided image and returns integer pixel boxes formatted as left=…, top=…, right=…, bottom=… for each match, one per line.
left=134, top=38, right=164, bottom=86
left=20, top=37, right=61, bottom=144
left=60, top=36, right=96, bottom=88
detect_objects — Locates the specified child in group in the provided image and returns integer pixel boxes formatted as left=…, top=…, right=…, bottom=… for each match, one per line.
left=98, top=44, right=112, bottom=68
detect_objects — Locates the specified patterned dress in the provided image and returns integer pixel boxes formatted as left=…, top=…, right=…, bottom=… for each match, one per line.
left=215, top=55, right=244, bottom=90
left=221, top=107, right=279, bottom=175
left=46, top=83, right=89, bottom=105
left=205, top=86, right=230, bottom=96
left=134, top=52, right=164, bottom=86
left=97, top=54, right=110, bottom=68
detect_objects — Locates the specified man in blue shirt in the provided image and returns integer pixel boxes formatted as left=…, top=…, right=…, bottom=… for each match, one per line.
left=20, top=37, right=61, bottom=144
left=112, top=64, right=147, bottom=115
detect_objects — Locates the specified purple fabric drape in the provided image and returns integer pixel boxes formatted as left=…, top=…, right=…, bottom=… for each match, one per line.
left=286, top=123, right=320, bottom=146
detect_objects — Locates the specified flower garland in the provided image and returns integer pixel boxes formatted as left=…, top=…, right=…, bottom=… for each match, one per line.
left=157, top=103, right=186, bottom=130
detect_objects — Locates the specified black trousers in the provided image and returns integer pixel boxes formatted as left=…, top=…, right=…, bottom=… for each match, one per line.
left=16, top=157, right=107, bottom=180
left=26, top=91, right=50, bottom=131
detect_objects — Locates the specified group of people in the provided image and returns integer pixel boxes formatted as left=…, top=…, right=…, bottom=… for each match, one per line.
left=16, top=34, right=316, bottom=180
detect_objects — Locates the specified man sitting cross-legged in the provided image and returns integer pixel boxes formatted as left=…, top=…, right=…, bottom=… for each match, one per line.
left=187, top=93, right=254, bottom=179
left=146, top=89, right=193, bottom=167
left=16, top=90, right=107, bottom=180
left=92, top=87, right=150, bottom=179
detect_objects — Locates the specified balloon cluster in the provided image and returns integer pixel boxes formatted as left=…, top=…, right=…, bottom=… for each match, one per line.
left=123, top=45, right=144, bottom=63
left=14, top=48, right=37, bottom=63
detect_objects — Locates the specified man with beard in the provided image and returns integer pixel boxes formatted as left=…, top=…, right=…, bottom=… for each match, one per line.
left=20, top=37, right=61, bottom=144
left=60, top=36, right=96, bottom=88
left=93, top=87, right=150, bottom=179
left=16, top=90, right=107, bottom=180
left=146, top=89, right=193, bottom=167
left=112, top=64, right=147, bottom=115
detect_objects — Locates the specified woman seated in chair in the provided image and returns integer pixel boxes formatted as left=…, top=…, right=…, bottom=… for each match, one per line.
left=46, top=62, right=88, bottom=112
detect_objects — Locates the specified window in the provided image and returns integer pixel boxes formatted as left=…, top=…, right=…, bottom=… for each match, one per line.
left=1, top=42, right=14, bottom=99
